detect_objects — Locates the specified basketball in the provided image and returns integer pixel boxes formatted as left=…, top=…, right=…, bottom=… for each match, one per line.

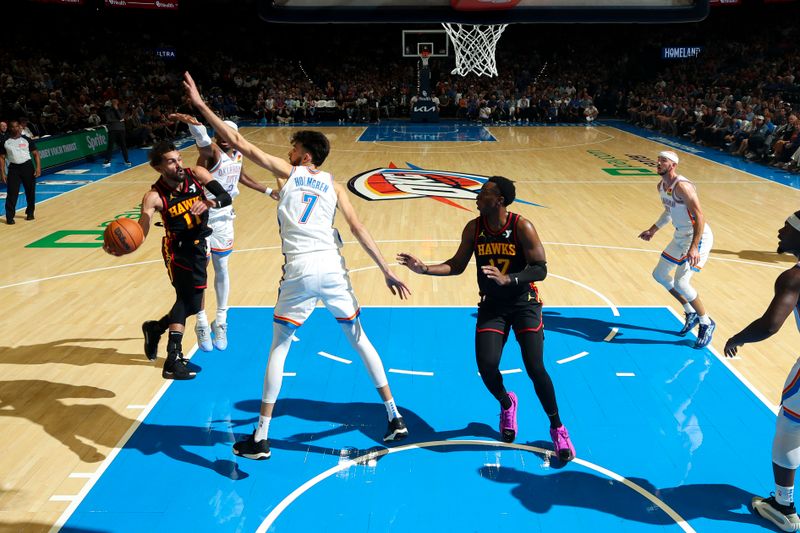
left=104, top=218, right=144, bottom=255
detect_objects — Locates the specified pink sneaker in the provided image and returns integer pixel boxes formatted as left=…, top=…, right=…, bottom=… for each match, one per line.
left=550, top=425, right=576, bottom=462
left=499, top=392, right=518, bottom=443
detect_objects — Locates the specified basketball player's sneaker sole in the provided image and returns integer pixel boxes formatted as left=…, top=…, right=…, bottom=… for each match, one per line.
left=233, top=432, right=271, bottom=460
left=383, top=417, right=409, bottom=442
left=500, top=392, right=518, bottom=443
left=142, top=321, right=162, bottom=361
left=213, top=322, right=228, bottom=351
left=195, top=323, right=213, bottom=352
left=752, top=495, right=800, bottom=532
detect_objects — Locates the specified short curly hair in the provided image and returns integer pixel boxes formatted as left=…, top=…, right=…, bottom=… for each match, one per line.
left=488, top=176, right=516, bottom=206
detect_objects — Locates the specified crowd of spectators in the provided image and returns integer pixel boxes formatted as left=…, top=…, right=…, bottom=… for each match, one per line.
left=1, top=2, right=797, bottom=172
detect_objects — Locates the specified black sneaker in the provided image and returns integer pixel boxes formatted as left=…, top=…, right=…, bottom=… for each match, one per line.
left=752, top=495, right=800, bottom=532
left=383, top=417, right=409, bottom=442
left=142, top=321, right=163, bottom=361
left=233, top=431, right=271, bottom=460
left=162, top=352, right=196, bottom=380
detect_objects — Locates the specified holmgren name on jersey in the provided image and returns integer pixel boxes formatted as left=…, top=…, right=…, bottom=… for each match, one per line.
left=294, top=175, right=330, bottom=193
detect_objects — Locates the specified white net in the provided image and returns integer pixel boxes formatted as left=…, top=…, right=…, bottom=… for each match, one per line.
left=441, top=23, right=508, bottom=77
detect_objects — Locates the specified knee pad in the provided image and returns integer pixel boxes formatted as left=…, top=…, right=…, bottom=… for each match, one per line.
left=773, top=414, right=800, bottom=470
left=652, top=260, right=674, bottom=291
left=673, top=266, right=698, bottom=302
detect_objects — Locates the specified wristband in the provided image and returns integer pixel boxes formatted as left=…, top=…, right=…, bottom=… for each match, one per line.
left=422, top=264, right=429, bottom=274
left=265, top=187, right=274, bottom=197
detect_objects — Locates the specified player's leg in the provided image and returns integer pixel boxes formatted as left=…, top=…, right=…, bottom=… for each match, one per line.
left=320, top=254, right=408, bottom=442
left=674, top=229, right=715, bottom=348
left=476, top=302, right=516, bottom=442
left=655, top=239, right=700, bottom=335
left=753, top=411, right=800, bottom=531
left=512, top=301, right=574, bottom=461
left=162, top=271, right=201, bottom=380
left=206, top=217, right=233, bottom=350
left=233, top=260, right=315, bottom=459
left=194, top=240, right=214, bottom=352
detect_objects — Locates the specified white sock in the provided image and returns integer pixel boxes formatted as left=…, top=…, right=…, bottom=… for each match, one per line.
left=384, top=398, right=400, bottom=421
left=698, top=314, right=711, bottom=326
left=777, top=484, right=795, bottom=506
left=254, top=415, right=271, bottom=442
left=682, top=303, right=694, bottom=313
left=196, top=310, right=209, bottom=328
left=216, top=309, right=228, bottom=326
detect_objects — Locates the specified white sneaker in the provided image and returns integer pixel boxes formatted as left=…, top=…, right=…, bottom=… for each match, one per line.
left=213, top=322, right=228, bottom=351
left=195, top=323, right=213, bottom=352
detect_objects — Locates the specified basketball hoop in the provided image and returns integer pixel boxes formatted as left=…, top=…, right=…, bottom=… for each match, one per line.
left=441, top=23, right=507, bottom=77
left=420, top=50, right=431, bottom=68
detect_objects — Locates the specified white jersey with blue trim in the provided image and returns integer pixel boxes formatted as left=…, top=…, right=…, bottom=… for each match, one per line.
left=278, top=165, right=342, bottom=255
left=659, top=174, right=708, bottom=236
left=205, top=149, right=242, bottom=221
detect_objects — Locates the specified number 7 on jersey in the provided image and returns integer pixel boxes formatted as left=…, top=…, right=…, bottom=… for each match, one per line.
left=299, top=193, right=319, bottom=224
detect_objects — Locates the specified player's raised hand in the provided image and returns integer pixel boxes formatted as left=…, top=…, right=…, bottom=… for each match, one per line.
left=183, top=72, right=204, bottom=108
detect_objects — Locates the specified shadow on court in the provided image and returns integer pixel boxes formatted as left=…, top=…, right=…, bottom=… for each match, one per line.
left=543, top=310, right=696, bottom=347
left=230, top=398, right=500, bottom=457
left=0, top=379, right=123, bottom=463
left=0, top=338, right=150, bottom=367
left=712, top=248, right=795, bottom=265
left=478, top=465, right=763, bottom=527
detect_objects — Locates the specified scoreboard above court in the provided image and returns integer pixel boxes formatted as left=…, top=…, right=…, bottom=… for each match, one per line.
left=260, top=0, right=709, bottom=23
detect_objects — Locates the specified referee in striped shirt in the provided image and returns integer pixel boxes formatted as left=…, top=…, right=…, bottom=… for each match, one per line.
left=0, top=120, right=41, bottom=224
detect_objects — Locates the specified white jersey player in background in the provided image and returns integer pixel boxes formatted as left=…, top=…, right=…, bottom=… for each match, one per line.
left=170, top=113, right=278, bottom=352
left=638, top=150, right=716, bottom=348
left=184, top=72, right=412, bottom=460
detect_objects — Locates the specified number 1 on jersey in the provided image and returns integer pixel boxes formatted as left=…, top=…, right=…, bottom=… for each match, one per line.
left=299, top=193, right=318, bottom=224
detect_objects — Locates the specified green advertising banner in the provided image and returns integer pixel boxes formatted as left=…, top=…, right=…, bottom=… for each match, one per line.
left=36, top=127, right=108, bottom=169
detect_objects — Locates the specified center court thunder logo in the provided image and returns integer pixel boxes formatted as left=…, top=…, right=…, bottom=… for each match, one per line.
left=347, top=165, right=543, bottom=210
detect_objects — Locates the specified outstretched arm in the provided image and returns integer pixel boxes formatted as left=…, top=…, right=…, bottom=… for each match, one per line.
left=183, top=72, right=293, bottom=179
left=397, top=219, right=476, bottom=277
left=334, top=182, right=410, bottom=300
left=168, top=113, right=215, bottom=165
left=239, top=167, right=279, bottom=200
left=724, top=269, right=800, bottom=357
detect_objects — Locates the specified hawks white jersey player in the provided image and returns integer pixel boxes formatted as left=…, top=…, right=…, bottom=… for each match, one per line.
left=278, top=165, right=342, bottom=255
left=205, top=149, right=243, bottom=221
left=659, top=174, right=707, bottom=235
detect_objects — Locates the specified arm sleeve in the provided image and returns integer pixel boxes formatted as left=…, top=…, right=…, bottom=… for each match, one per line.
left=509, top=261, right=547, bottom=285
left=205, top=180, right=232, bottom=208
left=188, top=123, right=212, bottom=148
left=655, top=209, right=672, bottom=229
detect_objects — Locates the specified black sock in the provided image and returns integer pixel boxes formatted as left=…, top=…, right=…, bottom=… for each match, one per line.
left=547, top=411, right=562, bottom=429
left=499, top=393, right=512, bottom=411
left=167, top=330, right=183, bottom=356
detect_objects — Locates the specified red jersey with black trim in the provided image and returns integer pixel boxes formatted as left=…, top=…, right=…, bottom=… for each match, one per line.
left=151, top=168, right=211, bottom=267
left=473, top=212, right=539, bottom=301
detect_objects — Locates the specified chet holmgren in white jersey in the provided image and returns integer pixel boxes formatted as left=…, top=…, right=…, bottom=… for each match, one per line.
left=658, top=174, right=709, bottom=236
left=277, top=165, right=342, bottom=255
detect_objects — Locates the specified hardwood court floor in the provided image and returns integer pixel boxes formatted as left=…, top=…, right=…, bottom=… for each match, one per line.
left=0, top=124, right=797, bottom=531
